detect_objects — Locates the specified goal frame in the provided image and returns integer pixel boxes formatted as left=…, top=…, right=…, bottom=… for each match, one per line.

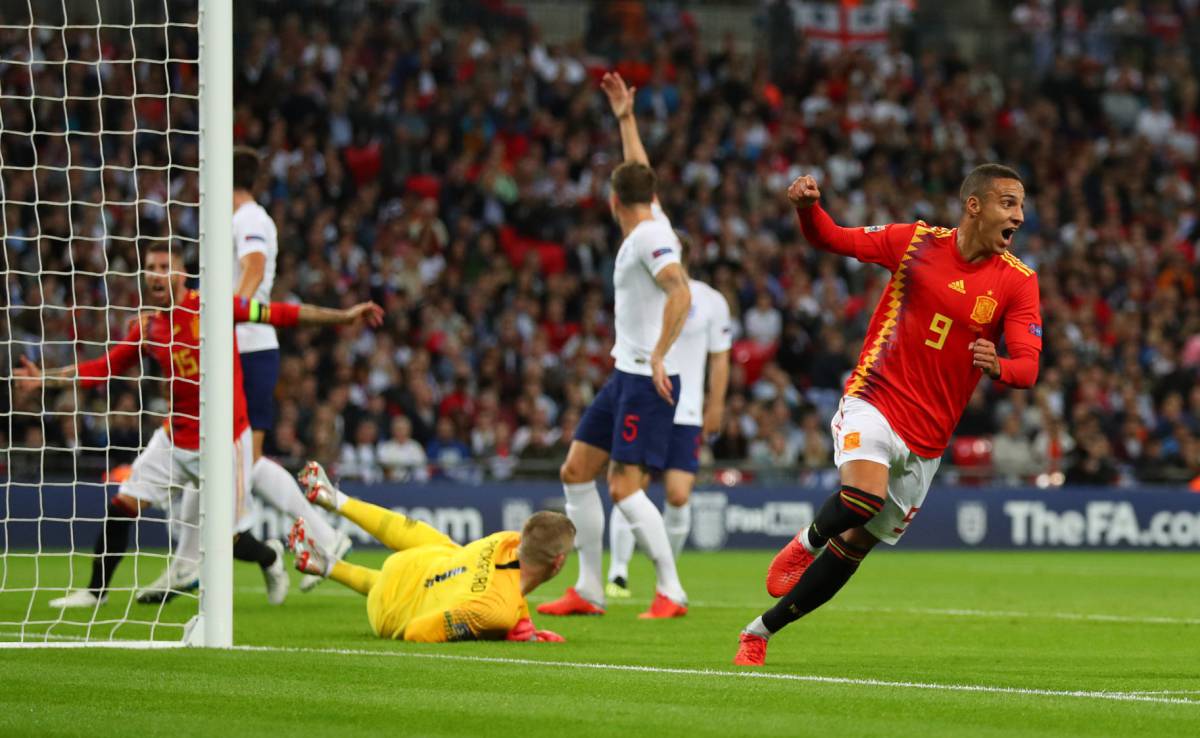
left=0, top=0, right=235, bottom=650
left=195, top=0, right=234, bottom=649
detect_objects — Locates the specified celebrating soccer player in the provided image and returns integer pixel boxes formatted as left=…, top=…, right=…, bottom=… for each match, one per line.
left=14, top=243, right=382, bottom=609
left=536, top=72, right=692, bottom=619
left=598, top=74, right=733, bottom=599
left=733, top=166, right=1042, bottom=666
left=290, top=462, right=571, bottom=642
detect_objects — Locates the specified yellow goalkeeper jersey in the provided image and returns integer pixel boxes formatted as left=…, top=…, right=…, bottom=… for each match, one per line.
left=366, top=530, right=530, bottom=642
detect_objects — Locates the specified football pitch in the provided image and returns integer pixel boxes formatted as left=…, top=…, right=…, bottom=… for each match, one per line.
left=1, top=549, right=1196, bottom=737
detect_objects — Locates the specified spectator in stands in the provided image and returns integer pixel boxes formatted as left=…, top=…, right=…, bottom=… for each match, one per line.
left=425, top=416, right=473, bottom=481
left=340, top=419, right=384, bottom=484
left=991, top=413, right=1037, bottom=485
left=9, top=0, right=1200, bottom=487
left=377, top=415, right=429, bottom=483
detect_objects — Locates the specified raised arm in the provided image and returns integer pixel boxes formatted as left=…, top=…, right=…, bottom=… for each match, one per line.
left=602, top=71, right=650, bottom=168
left=788, top=175, right=916, bottom=271
left=651, top=263, right=692, bottom=404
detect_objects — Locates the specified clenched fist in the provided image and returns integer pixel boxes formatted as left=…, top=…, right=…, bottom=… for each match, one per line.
left=787, top=175, right=821, bottom=208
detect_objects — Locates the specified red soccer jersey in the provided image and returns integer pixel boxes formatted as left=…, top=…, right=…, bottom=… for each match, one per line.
left=76, top=291, right=299, bottom=450
left=798, top=205, right=1042, bottom=458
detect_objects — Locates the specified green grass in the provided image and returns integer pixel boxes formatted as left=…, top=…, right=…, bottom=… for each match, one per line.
left=1, top=549, right=1198, bottom=737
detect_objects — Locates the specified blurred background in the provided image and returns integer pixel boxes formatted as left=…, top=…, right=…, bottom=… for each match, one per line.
left=5, top=0, right=1200, bottom=493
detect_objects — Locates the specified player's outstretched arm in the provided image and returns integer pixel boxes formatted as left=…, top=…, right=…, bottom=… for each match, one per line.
left=233, top=298, right=384, bottom=329
left=602, top=71, right=650, bottom=168
left=787, top=175, right=914, bottom=271
left=13, top=319, right=143, bottom=393
left=11, top=355, right=76, bottom=395
left=651, top=263, right=692, bottom=404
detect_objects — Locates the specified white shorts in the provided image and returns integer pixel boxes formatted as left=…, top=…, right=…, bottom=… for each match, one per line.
left=119, top=426, right=256, bottom=532
left=830, top=396, right=941, bottom=545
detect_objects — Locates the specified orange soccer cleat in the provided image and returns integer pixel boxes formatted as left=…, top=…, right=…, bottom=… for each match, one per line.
left=733, top=632, right=767, bottom=666
left=536, top=587, right=606, bottom=616
left=765, top=532, right=819, bottom=597
left=637, top=592, right=688, bottom=619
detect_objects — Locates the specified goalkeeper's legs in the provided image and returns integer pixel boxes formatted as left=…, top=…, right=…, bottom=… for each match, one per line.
left=299, top=461, right=451, bottom=550
left=328, top=560, right=380, bottom=595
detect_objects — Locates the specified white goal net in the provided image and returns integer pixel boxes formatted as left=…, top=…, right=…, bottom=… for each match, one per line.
left=1, top=0, right=230, bottom=646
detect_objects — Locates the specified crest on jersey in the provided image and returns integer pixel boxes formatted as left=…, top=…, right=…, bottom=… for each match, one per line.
left=842, top=432, right=861, bottom=452
left=956, top=501, right=987, bottom=546
left=689, top=492, right=729, bottom=551
left=970, top=295, right=998, bottom=324
left=863, top=225, right=886, bottom=233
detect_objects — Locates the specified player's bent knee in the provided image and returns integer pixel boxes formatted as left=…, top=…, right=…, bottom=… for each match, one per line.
left=839, top=459, right=889, bottom=499
left=559, top=461, right=592, bottom=485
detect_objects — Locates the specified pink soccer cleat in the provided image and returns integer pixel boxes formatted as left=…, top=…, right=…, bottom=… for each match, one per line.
left=637, top=592, right=688, bottom=619
left=536, top=587, right=606, bottom=616
left=733, top=632, right=767, bottom=666
left=766, top=530, right=820, bottom=597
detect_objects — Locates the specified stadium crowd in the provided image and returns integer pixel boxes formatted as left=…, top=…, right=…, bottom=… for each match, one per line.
left=5, top=0, right=1200, bottom=488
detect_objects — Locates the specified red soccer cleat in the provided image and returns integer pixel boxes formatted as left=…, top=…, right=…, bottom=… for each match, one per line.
left=733, top=632, right=767, bottom=666
left=536, top=587, right=606, bottom=616
left=637, top=592, right=688, bottom=619
left=766, top=533, right=818, bottom=597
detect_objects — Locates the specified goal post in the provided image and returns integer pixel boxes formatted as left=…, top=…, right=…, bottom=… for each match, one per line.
left=197, top=0, right=233, bottom=649
left=0, top=0, right=233, bottom=648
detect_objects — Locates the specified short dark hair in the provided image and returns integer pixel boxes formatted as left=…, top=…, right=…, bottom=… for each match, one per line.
left=960, top=163, right=1023, bottom=205
left=611, top=161, right=656, bottom=206
left=143, top=240, right=182, bottom=263
left=233, top=146, right=260, bottom=191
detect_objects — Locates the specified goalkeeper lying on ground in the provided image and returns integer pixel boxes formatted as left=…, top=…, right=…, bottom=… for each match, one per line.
left=290, top=462, right=572, bottom=643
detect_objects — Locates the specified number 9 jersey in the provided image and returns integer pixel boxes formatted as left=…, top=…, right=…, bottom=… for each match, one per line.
left=800, top=207, right=1042, bottom=458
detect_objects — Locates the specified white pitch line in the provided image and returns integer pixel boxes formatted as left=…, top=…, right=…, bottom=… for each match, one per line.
left=226, top=644, right=1200, bottom=707
left=833, top=605, right=1200, bottom=627
left=1, top=636, right=1195, bottom=706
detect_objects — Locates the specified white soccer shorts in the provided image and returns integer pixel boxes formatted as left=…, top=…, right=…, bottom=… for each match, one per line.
left=119, top=426, right=256, bottom=531
left=829, top=396, right=941, bottom=545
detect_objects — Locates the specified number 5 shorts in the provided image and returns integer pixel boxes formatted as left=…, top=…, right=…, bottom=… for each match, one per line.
left=573, top=369, right=681, bottom=471
left=830, top=395, right=941, bottom=545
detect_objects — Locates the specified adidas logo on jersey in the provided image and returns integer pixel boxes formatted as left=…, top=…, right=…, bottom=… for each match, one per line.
left=948, top=279, right=966, bottom=294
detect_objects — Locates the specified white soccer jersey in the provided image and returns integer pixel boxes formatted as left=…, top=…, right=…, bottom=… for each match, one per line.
left=668, top=280, right=733, bottom=426
left=611, top=202, right=683, bottom=376
left=232, top=200, right=279, bottom=352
